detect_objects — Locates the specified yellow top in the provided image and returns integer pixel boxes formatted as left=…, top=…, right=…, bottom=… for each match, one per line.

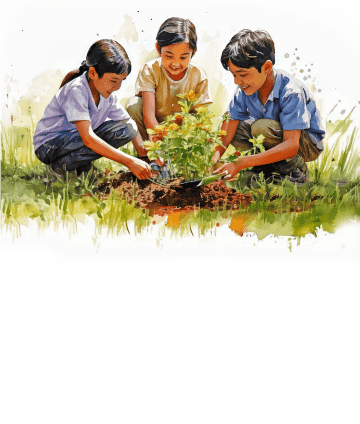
left=135, top=57, right=212, bottom=122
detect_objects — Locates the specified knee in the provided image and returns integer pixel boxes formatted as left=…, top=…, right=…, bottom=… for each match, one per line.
left=251, top=119, right=281, bottom=137
left=124, top=118, right=137, bottom=140
left=125, top=96, right=143, bottom=118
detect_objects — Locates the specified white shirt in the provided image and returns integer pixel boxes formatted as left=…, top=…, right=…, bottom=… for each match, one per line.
left=34, top=72, right=130, bottom=150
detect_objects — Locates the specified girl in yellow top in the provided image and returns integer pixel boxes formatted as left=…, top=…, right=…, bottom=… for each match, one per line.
left=126, top=17, right=212, bottom=151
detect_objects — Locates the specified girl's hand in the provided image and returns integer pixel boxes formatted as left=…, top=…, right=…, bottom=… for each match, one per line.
left=128, top=157, right=152, bottom=180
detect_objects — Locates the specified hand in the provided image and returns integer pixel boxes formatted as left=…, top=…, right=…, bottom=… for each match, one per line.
left=213, top=159, right=244, bottom=179
left=211, top=149, right=222, bottom=164
left=209, top=161, right=224, bottom=174
left=135, top=145, right=148, bottom=158
left=128, top=157, right=151, bottom=180
left=154, top=156, right=165, bottom=167
left=211, top=144, right=227, bottom=165
left=149, top=135, right=160, bottom=143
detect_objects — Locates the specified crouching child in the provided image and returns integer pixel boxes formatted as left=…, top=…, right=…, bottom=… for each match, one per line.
left=213, top=29, right=325, bottom=185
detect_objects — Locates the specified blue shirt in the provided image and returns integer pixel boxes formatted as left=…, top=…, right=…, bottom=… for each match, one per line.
left=228, top=69, right=325, bottom=149
left=34, top=72, right=130, bottom=150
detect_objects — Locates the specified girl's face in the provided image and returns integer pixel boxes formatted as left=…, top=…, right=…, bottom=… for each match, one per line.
left=89, top=68, right=128, bottom=99
left=156, top=42, right=195, bottom=81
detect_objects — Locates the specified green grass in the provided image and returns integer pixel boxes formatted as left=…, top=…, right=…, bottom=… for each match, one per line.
left=1, top=107, right=360, bottom=242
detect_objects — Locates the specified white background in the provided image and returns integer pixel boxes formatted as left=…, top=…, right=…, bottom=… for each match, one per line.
left=2, top=0, right=360, bottom=125
left=0, top=0, right=360, bottom=265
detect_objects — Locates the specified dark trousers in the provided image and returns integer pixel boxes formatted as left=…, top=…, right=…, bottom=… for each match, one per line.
left=35, top=120, right=136, bottom=172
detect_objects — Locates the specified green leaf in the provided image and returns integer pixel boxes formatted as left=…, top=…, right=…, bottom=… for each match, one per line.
left=198, top=172, right=227, bottom=186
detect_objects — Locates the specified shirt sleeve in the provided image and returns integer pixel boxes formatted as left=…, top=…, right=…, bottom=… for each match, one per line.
left=195, top=78, right=212, bottom=105
left=107, top=94, right=131, bottom=121
left=135, top=63, right=157, bottom=95
left=279, top=90, right=311, bottom=130
left=61, top=87, right=91, bottom=123
left=228, top=88, right=250, bottom=121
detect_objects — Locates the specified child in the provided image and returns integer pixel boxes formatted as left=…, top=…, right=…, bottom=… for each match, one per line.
left=126, top=17, right=212, bottom=144
left=34, top=39, right=151, bottom=180
left=212, top=30, right=325, bottom=185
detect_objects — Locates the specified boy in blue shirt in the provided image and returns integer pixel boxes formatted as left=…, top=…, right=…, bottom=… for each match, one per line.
left=212, top=29, right=325, bottom=184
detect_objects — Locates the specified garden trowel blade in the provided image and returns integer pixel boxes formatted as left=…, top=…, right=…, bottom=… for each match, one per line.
left=179, top=171, right=228, bottom=189
left=177, top=179, right=203, bottom=189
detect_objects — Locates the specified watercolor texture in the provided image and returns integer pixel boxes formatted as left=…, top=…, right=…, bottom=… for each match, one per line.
left=0, top=0, right=360, bottom=266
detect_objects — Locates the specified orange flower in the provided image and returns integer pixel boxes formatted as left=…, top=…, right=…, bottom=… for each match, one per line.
left=217, top=130, right=227, bottom=136
left=168, top=123, right=179, bottom=131
left=153, top=125, right=168, bottom=139
left=174, top=114, right=183, bottom=125
left=234, top=151, right=241, bottom=157
left=184, top=90, right=198, bottom=102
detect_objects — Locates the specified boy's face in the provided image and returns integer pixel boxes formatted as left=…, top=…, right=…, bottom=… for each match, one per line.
left=156, top=42, right=195, bottom=81
left=228, top=60, right=271, bottom=96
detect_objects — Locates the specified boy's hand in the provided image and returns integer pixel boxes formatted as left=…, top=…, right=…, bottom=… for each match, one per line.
left=213, top=157, right=246, bottom=179
left=211, top=149, right=222, bottom=164
left=128, top=158, right=151, bottom=180
left=211, top=145, right=226, bottom=167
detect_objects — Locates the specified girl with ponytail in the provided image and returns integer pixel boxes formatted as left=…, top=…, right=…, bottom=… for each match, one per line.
left=34, top=39, right=151, bottom=180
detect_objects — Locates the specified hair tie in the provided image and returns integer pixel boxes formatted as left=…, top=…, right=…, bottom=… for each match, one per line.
left=80, top=60, right=89, bottom=69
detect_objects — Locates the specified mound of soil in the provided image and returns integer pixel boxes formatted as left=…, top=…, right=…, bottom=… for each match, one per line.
left=98, top=172, right=252, bottom=211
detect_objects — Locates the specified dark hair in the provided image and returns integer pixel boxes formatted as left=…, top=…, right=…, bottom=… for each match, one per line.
left=221, top=29, right=275, bottom=73
left=156, top=17, right=197, bottom=53
left=60, top=39, right=131, bottom=88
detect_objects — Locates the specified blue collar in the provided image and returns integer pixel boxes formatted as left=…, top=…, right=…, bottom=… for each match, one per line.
left=267, top=69, right=280, bottom=102
left=247, top=69, right=280, bottom=105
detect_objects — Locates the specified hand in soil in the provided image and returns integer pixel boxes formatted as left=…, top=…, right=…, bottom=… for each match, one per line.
left=128, top=158, right=151, bottom=180
left=101, top=172, right=252, bottom=210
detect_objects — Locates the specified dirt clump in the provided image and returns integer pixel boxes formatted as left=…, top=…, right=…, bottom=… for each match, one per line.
left=98, top=172, right=252, bottom=211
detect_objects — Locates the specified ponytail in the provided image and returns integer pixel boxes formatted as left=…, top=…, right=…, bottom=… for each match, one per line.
left=59, top=40, right=131, bottom=89
left=59, top=60, right=89, bottom=89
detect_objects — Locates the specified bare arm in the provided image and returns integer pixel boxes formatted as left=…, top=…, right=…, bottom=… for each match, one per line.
left=140, top=91, right=165, bottom=166
left=131, top=130, right=148, bottom=157
left=74, top=120, right=151, bottom=179
left=214, top=129, right=301, bottom=178
left=142, top=91, right=159, bottom=130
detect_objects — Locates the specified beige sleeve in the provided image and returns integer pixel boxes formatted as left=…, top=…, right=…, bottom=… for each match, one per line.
left=196, top=78, right=213, bottom=106
left=135, top=63, right=157, bottom=95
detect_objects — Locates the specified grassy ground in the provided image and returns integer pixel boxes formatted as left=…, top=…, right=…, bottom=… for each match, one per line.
left=1, top=109, right=360, bottom=242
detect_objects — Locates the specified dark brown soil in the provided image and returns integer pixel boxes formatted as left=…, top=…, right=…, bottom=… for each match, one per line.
left=98, top=172, right=252, bottom=211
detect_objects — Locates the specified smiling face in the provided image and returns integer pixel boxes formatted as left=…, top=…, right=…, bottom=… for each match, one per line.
left=156, top=42, right=195, bottom=81
left=228, top=60, right=272, bottom=96
left=88, top=68, right=128, bottom=101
